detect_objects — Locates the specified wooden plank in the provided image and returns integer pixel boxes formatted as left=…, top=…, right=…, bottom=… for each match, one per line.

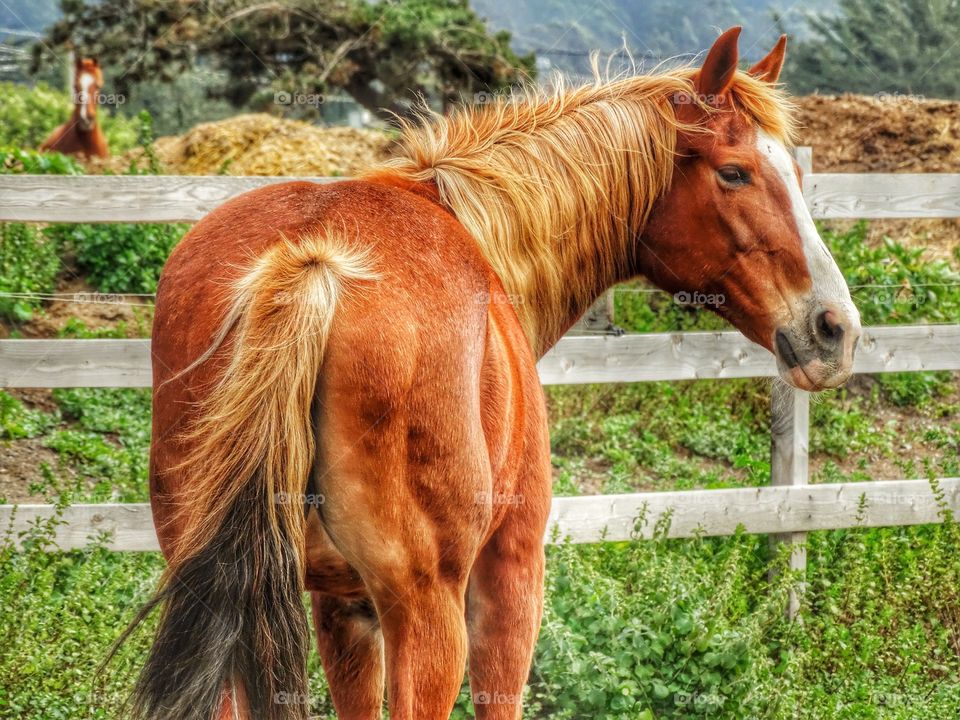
left=4, top=172, right=960, bottom=223
left=1, top=503, right=158, bottom=551
left=537, top=324, right=960, bottom=385
left=3, top=478, right=958, bottom=551
left=1, top=325, right=958, bottom=388
left=539, top=331, right=775, bottom=383
left=546, top=478, right=960, bottom=543
left=769, top=383, right=810, bottom=619
left=0, top=339, right=152, bottom=388
left=0, top=175, right=337, bottom=223
left=853, top=324, right=960, bottom=374
left=806, top=173, right=960, bottom=219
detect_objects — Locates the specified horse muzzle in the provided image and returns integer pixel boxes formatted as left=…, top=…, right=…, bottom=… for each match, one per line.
left=774, top=303, right=861, bottom=391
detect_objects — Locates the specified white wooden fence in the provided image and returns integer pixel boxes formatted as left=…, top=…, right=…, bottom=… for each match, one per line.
left=2, top=157, right=959, bottom=603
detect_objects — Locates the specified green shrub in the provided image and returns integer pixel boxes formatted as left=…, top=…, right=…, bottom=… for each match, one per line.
left=0, top=82, right=71, bottom=149
left=523, top=530, right=795, bottom=720
left=0, top=222, right=61, bottom=322
left=876, top=371, right=954, bottom=407
left=45, top=222, right=187, bottom=294
left=784, top=486, right=960, bottom=719
left=0, top=147, right=84, bottom=175
left=825, top=221, right=960, bottom=325
left=0, top=391, right=58, bottom=440
left=0, top=480, right=163, bottom=719
left=47, top=388, right=153, bottom=502
left=0, top=147, right=82, bottom=321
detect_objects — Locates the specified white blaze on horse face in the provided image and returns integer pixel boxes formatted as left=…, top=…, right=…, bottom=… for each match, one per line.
left=78, top=73, right=95, bottom=122
left=755, top=130, right=860, bottom=330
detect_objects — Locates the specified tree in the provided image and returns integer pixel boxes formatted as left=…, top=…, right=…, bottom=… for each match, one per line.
left=784, top=0, right=960, bottom=99
left=33, top=0, right=535, bottom=121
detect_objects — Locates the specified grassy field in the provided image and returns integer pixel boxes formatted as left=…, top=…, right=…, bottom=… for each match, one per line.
left=1, top=211, right=960, bottom=718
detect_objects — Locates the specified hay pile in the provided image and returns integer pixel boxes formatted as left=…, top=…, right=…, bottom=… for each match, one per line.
left=794, top=94, right=960, bottom=173
left=153, top=114, right=394, bottom=176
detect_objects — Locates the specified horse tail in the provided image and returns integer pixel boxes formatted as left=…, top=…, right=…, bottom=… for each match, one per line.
left=128, top=232, right=377, bottom=720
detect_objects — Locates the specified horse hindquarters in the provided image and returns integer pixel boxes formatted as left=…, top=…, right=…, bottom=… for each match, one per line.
left=310, top=280, right=552, bottom=719
left=134, top=233, right=376, bottom=720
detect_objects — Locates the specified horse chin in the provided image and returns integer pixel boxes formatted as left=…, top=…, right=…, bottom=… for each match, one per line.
left=778, top=359, right=851, bottom=392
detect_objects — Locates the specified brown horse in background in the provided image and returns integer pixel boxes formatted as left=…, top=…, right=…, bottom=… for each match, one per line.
left=39, top=57, right=110, bottom=159
left=133, top=28, right=860, bottom=720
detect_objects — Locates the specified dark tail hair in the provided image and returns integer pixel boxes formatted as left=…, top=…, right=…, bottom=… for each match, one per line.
left=114, top=232, right=377, bottom=720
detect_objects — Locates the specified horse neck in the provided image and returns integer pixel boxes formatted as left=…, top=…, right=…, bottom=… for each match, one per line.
left=385, top=85, right=683, bottom=355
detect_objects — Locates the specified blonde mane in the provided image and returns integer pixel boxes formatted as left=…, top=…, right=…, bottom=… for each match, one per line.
left=375, top=68, right=795, bottom=353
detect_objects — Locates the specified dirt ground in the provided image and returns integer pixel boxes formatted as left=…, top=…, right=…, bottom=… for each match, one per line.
left=794, top=94, right=960, bottom=262
left=794, top=94, right=960, bottom=173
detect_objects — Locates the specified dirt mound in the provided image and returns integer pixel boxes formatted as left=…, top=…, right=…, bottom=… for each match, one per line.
left=794, top=94, right=960, bottom=173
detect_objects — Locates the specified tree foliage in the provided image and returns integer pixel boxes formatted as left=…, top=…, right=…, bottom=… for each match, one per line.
left=785, top=0, right=960, bottom=98
left=35, top=0, right=535, bottom=120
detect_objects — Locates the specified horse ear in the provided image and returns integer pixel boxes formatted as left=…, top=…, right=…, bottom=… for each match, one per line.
left=696, top=26, right=741, bottom=99
left=748, top=35, right=787, bottom=83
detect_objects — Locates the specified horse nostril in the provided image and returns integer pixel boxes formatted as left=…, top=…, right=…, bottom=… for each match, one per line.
left=815, top=310, right=844, bottom=345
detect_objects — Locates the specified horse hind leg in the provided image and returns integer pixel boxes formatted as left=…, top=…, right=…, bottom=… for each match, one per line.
left=467, top=510, right=547, bottom=719
left=316, top=411, right=489, bottom=718
left=311, top=594, right=385, bottom=719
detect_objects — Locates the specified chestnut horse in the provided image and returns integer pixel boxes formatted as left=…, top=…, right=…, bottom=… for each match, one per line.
left=133, top=28, right=860, bottom=720
left=39, top=57, right=109, bottom=159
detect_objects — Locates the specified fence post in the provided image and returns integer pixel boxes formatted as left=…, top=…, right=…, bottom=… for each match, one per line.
left=794, top=145, right=813, bottom=175
left=770, top=383, right=810, bottom=619
left=570, top=291, right=617, bottom=334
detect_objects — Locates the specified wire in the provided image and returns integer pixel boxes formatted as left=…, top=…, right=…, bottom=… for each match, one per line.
left=1, top=281, right=959, bottom=306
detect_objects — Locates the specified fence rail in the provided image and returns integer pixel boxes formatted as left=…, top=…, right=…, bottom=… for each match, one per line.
left=1, top=160, right=959, bottom=621
left=3, top=478, right=957, bottom=552
left=0, top=324, right=958, bottom=388
left=3, top=172, right=960, bottom=223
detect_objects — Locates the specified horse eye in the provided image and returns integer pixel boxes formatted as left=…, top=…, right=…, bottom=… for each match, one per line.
left=717, top=165, right=750, bottom=186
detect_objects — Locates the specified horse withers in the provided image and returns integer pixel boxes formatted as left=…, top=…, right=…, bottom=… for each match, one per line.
left=132, top=27, right=860, bottom=720
left=39, top=56, right=110, bottom=159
